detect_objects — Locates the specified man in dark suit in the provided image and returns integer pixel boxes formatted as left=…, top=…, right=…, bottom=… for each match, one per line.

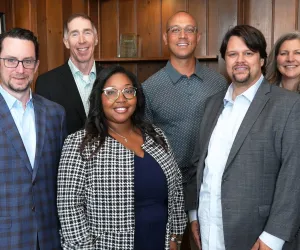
left=0, top=28, right=66, bottom=249
left=186, top=25, right=300, bottom=250
left=35, top=13, right=101, bottom=135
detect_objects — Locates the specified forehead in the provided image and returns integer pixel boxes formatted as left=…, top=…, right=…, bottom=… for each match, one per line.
left=279, top=39, right=300, bottom=50
left=104, top=73, right=133, bottom=88
left=168, top=12, right=196, bottom=27
left=226, top=36, right=251, bottom=51
left=67, top=17, right=93, bottom=32
left=0, top=37, right=36, bottom=58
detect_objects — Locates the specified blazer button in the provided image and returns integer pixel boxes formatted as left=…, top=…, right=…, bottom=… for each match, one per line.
left=32, top=206, right=35, bottom=211
left=32, top=180, right=36, bottom=186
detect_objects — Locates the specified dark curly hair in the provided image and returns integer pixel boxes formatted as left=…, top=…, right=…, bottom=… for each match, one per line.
left=80, top=65, right=167, bottom=156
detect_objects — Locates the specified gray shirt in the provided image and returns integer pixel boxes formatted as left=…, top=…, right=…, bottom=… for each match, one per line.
left=142, top=60, right=228, bottom=183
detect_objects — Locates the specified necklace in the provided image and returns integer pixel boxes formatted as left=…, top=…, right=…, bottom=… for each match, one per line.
left=108, top=127, right=132, bottom=143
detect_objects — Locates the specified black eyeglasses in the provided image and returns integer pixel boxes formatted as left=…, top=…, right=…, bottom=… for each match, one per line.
left=167, top=25, right=198, bottom=34
left=102, top=87, right=137, bottom=101
left=0, top=57, right=37, bottom=69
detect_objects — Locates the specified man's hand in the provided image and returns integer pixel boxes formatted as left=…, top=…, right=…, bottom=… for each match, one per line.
left=251, top=239, right=272, bottom=250
left=190, top=220, right=201, bottom=249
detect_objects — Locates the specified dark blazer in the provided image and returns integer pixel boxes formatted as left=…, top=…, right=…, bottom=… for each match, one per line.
left=35, top=62, right=102, bottom=135
left=186, top=79, right=300, bottom=249
left=0, top=93, right=67, bottom=250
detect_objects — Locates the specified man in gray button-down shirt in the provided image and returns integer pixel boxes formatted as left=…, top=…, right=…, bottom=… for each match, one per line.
left=142, top=11, right=227, bottom=249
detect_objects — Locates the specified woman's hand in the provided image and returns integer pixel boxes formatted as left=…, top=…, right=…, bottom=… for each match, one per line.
left=170, top=240, right=177, bottom=250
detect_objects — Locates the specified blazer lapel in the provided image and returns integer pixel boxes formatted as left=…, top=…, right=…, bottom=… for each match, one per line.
left=61, top=63, right=86, bottom=121
left=224, top=80, right=271, bottom=172
left=0, top=94, right=33, bottom=174
left=32, top=95, right=46, bottom=180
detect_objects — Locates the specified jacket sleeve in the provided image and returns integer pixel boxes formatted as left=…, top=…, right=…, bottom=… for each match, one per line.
left=35, top=75, right=51, bottom=99
left=170, top=150, right=187, bottom=236
left=57, top=134, right=95, bottom=249
left=264, top=98, right=300, bottom=242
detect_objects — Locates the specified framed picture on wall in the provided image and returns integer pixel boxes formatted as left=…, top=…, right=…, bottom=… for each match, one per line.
left=0, top=13, right=5, bottom=34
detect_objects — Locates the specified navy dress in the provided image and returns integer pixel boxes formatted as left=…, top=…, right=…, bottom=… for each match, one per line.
left=134, top=152, right=168, bottom=250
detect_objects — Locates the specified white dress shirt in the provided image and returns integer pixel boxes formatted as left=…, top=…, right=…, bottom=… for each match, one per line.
left=0, top=85, right=36, bottom=168
left=189, top=75, right=284, bottom=250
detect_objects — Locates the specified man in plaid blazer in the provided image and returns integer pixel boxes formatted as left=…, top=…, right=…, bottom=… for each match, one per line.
left=0, top=28, right=66, bottom=249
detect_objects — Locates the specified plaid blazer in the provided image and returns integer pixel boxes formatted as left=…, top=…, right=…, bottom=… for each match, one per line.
left=57, top=127, right=186, bottom=250
left=0, top=93, right=67, bottom=250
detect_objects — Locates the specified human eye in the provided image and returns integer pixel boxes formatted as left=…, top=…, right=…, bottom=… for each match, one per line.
left=84, top=30, right=92, bottom=35
left=104, top=88, right=117, bottom=96
left=227, top=52, right=237, bottom=58
left=279, top=51, right=287, bottom=56
left=23, top=59, right=34, bottom=66
left=170, top=27, right=181, bottom=33
left=244, top=51, right=254, bottom=56
left=185, top=26, right=196, bottom=33
left=70, top=32, right=78, bottom=37
left=124, top=87, right=135, bottom=94
left=6, top=58, right=17, bottom=64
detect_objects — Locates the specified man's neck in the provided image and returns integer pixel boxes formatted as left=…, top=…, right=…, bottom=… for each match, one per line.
left=169, top=56, right=196, bottom=77
left=1, top=84, right=31, bottom=109
left=70, top=58, right=94, bottom=75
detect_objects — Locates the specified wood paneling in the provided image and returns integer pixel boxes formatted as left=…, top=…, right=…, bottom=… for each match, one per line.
left=2, top=0, right=300, bottom=85
left=137, top=0, right=162, bottom=57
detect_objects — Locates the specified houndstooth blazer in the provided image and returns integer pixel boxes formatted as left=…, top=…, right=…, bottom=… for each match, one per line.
left=57, top=126, right=186, bottom=250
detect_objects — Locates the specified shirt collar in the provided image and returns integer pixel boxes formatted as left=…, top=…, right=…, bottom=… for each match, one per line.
left=68, top=58, right=96, bottom=77
left=0, top=85, right=33, bottom=110
left=165, top=59, right=203, bottom=84
left=224, top=74, right=264, bottom=105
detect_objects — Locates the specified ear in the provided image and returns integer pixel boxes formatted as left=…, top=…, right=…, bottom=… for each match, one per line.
left=163, top=32, right=168, bottom=46
left=95, top=39, right=98, bottom=46
left=34, top=60, right=40, bottom=74
left=196, top=32, right=201, bottom=45
left=260, top=58, right=264, bottom=67
left=63, top=38, right=70, bottom=49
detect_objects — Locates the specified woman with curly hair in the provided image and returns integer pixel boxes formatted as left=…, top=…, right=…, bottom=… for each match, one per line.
left=57, top=65, right=186, bottom=250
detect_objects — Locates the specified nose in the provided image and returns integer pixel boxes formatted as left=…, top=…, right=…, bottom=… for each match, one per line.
left=287, top=52, right=295, bottom=62
left=236, top=53, right=245, bottom=62
left=15, top=61, right=25, bottom=73
left=178, top=29, right=187, bottom=38
left=78, top=34, right=86, bottom=43
left=116, top=90, right=127, bottom=102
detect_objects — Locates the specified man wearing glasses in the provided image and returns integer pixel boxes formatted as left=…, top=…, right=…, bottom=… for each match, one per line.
left=0, top=28, right=66, bottom=250
left=142, top=11, right=227, bottom=249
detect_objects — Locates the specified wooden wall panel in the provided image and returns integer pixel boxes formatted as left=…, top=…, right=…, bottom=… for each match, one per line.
left=137, top=0, right=162, bottom=58
left=0, top=0, right=14, bottom=31
left=244, top=0, right=273, bottom=52
left=189, top=0, right=208, bottom=56
left=273, top=0, right=297, bottom=42
left=87, top=0, right=101, bottom=59
left=100, top=0, right=118, bottom=58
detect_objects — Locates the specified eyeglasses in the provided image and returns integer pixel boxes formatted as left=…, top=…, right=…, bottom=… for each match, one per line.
left=102, top=87, right=137, bottom=101
left=0, top=57, right=37, bottom=69
left=167, top=25, right=198, bottom=34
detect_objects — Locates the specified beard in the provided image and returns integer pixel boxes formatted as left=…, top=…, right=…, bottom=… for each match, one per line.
left=232, top=68, right=251, bottom=85
left=7, top=75, right=32, bottom=93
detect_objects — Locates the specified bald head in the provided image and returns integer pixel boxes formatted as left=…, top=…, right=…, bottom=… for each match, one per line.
left=166, top=11, right=198, bottom=31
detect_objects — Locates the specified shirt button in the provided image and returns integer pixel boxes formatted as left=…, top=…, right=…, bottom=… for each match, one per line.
left=32, top=206, right=35, bottom=211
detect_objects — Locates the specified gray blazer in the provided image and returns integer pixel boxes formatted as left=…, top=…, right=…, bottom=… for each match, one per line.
left=186, top=79, right=300, bottom=249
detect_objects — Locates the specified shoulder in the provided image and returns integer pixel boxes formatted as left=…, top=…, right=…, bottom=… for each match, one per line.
left=33, top=94, right=65, bottom=114
left=199, top=64, right=228, bottom=84
left=36, top=63, right=70, bottom=82
left=142, top=67, right=168, bottom=88
left=64, top=129, right=85, bottom=147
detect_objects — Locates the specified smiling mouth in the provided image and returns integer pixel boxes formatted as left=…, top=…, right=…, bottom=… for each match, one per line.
left=114, top=107, right=128, bottom=113
left=77, top=48, right=88, bottom=52
left=177, top=43, right=189, bottom=47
